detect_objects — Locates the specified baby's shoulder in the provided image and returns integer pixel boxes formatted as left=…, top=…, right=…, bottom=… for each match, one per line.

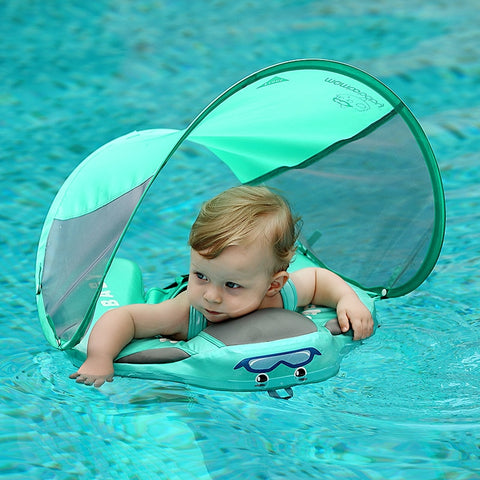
left=164, top=290, right=190, bottom=315
left=151, top=291, right=191, bottom=339
left=288, top=268, right=317, bottom=306
left=289, top=267, right=317, bottom=286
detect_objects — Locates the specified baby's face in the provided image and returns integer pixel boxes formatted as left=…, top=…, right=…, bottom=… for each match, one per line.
left=187, top=242, right=276, bottom=323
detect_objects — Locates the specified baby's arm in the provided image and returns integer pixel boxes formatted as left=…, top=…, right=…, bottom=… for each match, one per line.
left=69, top=292, right=190, bottom=387
left=290, top=267, right=373, bottom=340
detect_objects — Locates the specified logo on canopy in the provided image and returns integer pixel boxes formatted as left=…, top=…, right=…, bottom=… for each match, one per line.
left=333, top=94, right=370, bottom=112
left=257, top=76, right=289, bottom=89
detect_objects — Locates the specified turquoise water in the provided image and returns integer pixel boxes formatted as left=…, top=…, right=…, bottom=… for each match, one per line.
left=2, top=0, right=479, bottom=478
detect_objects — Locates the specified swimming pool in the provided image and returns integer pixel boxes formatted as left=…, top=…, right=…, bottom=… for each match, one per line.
left=1, top=0, right=479, bottom=478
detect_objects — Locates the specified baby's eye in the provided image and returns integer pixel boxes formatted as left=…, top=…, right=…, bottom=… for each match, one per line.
left=195, top=272, right=207, bottom=281
left=225, top=281, right=241, bottom=289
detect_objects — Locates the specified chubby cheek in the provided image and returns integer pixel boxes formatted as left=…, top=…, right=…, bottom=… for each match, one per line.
left=227, top=292, right=265, bottom=317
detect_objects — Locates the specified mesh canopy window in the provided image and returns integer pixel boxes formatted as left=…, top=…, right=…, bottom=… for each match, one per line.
left=270, top=114, right=437, bottom=293
left=40, top=180, right=150, bottom=343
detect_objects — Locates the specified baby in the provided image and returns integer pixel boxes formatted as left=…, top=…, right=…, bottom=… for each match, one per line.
left=70, top=185, right=373, bottom=387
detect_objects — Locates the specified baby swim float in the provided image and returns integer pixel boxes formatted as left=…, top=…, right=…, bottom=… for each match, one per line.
left=66, top=249, right=376, bottom=397
left=36, top=59, right=445, bottom=396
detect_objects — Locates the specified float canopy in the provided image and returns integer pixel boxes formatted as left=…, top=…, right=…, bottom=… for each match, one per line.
left=35, top=59, right=445, bottom=349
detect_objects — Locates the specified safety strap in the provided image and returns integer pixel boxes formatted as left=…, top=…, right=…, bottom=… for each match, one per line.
left=145, top=274, right=189, bottom=304
left=268, top=387, right=294, bottom=400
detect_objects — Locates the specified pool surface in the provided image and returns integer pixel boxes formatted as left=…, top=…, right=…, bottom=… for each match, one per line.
left=1, top=1, right=479, bottom=478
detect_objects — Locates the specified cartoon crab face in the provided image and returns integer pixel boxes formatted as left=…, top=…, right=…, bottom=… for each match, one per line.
left=234, top=347, right=322, bottom=385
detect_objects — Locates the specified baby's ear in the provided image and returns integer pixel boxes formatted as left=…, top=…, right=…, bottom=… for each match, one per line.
left=266, top=271, right=289, bottom=296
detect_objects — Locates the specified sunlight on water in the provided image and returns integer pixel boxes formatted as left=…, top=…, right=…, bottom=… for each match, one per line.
left=1, top=0, right=479, bottom=478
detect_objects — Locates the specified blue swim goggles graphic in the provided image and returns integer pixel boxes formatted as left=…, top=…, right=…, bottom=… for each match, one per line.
left=234, top=347, right=321, bottom=373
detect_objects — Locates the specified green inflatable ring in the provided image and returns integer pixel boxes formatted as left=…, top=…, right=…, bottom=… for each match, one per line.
left=66, top=248, right=377, bottom=396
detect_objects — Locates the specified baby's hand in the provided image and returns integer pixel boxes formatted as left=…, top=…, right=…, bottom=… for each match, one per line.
left=336, top=294, right=374, bottom=340
left=69, top=356, right=114, bottom=388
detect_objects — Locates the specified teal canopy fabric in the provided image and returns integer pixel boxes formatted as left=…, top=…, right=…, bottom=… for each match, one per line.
left=35, top=59, right=445, bottom=349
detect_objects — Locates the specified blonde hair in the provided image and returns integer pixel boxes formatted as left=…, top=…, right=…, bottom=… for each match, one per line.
left=189, top=186, right=300, bottom=273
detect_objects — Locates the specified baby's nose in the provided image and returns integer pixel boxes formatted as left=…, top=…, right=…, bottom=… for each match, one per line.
left=204, top=285, right=222, bottom=303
